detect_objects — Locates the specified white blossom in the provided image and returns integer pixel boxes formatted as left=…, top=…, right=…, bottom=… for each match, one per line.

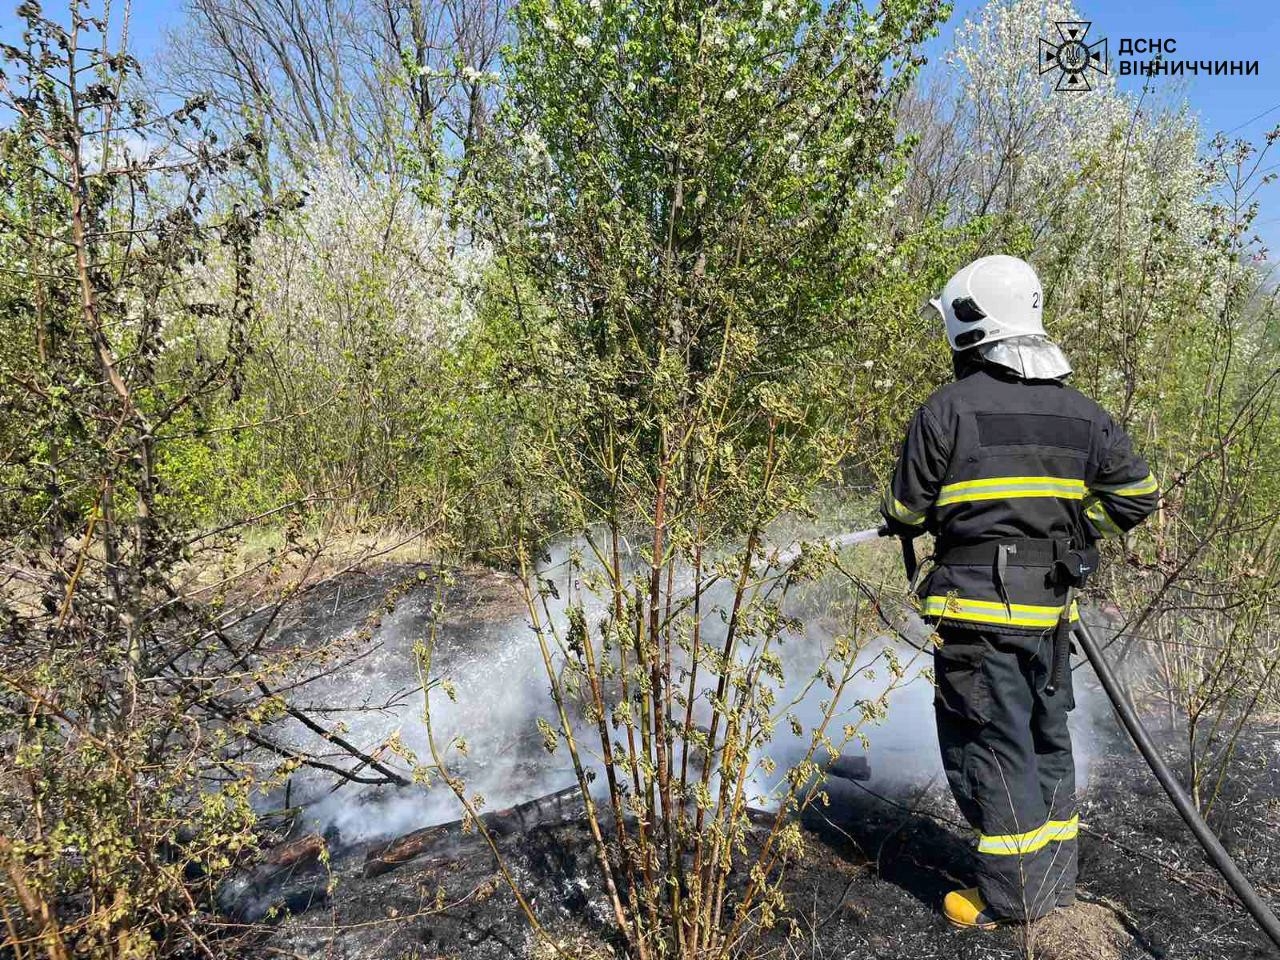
left=208, top=155, right=491, bottom=357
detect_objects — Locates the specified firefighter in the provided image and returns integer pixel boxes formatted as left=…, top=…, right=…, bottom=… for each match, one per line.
left=880, top=255, right=1159, bottom=929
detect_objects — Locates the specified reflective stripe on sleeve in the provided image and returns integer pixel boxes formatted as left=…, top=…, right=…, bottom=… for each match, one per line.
left=1085, top=499, right=1124, bottom=537
left=1090, top=472, right=1158, bottom=497
left=922, top=595, right=1080, bottom=629
left=883, top=492, right=926, bottom=527
left=935, top=476, right=1086, bottom=506
left=977, top=815, right=1079, bottom=856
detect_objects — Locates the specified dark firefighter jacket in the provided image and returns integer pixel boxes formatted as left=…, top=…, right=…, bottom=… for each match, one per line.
left=880, top=363, right=1159, bottom=634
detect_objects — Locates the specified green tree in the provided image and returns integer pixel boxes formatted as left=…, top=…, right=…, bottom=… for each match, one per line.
left=0, top=7, right=416, bottom=957
left=422, top=1, right=957, bottom=957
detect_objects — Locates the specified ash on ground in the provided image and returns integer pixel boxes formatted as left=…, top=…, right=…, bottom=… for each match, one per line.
left=239, top=720, right=1279, bottom=960
left=231, top=562, right=1280, bottom=959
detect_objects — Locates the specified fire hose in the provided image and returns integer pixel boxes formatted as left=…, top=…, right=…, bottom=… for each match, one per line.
left=1073, top=617, right=1280, bottom=951
left=817, top=525, right=1280, bottom=950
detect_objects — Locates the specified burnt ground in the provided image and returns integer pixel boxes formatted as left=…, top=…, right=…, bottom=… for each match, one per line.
left=229, top=562, right=1280, bottom=960
left=791, top=714, right=1280, bottom=960
left=241, top=724, right=1280, bottom=960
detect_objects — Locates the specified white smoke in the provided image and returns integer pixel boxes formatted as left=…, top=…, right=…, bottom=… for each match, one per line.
left=266, top=534, right=1111, bottom=844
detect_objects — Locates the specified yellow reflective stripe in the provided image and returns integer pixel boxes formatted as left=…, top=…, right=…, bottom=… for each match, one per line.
left=1085, top=500, right=1124, bottom=537
left=923, top=596, right=1080, bottom=628
left=936, top=476, right=1086, bottom=506
left=1046, top=816, right=1081, bottom=842
left=883, top=492, right=926, bottom=526
left=1090, top=472, right=1157, bottom=497
left=978, top=815, right=1079, bottom=856
left=939, top=476, right=1085, bottom=491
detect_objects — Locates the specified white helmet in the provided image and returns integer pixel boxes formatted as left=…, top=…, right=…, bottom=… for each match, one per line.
left=928, top=255, right=1045, bottom=351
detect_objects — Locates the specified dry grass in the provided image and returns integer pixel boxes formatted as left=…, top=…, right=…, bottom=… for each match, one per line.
left=1026, top=901, right=1133, bottom=960
left=174, top=522, right=445, bottom=607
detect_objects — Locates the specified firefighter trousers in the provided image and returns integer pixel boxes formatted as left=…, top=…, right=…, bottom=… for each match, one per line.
left=933, top=625, right=1078, bottom=921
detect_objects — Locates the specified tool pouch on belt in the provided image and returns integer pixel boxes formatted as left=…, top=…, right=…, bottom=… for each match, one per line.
left=1049, top=546, right=1099, bottom=590
left=1044, top=544, right=1097, bottom=696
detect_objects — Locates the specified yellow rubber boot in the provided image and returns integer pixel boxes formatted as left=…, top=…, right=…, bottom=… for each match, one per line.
left=943, top=888, right=1002, bottom=930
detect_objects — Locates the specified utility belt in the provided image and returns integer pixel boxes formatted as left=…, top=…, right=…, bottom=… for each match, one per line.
left=935, top=537, right=1098, bottom=583
left=936, top=536, right=1077, bottom=570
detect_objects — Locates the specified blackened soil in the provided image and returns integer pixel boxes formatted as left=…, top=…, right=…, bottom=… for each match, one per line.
left=239, top=564, right=1280, bottom=958
left=249, top=718, right=1280, bottom=960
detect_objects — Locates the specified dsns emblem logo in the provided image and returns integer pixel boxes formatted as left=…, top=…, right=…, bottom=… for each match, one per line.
left=1038, top=21, right=1108, bottom=91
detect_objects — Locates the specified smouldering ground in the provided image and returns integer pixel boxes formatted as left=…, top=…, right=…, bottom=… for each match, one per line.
left=232, top=561, right=1280, bottom=959
left=246, top=717, right=1280, bottom=959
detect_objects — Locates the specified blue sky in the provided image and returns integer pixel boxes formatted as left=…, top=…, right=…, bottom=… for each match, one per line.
left=4, top=0, right=1280, bottom=249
